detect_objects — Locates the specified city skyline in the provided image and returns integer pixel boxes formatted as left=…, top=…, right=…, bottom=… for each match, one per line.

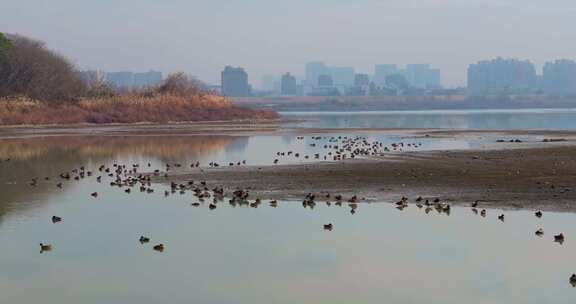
left=83, top=57, right=576, bottom=97
left=4, top=0, right=576, bottom=88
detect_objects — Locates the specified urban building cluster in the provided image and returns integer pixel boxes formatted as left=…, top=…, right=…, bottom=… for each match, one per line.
left=468, top=58, right=576, bottom=95
left=220, top=58, right=576, bottom=97
left=250, top=62, right=442, bottom=97
left=81, top=58, right=576, bottom=97
left=80, top=70, right=163, bottom=89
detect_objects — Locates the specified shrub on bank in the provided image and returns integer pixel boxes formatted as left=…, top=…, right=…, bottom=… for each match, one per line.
left=0, top=33, right=279, bottom=125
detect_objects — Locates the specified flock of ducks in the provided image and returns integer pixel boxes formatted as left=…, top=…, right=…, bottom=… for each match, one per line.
left=5, top=134, right=576, bottom=287
left=273, top=135, right=422, bottom=164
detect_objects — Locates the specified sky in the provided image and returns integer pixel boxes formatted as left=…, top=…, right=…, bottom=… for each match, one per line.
left=2, top=0, right=576, bottom=88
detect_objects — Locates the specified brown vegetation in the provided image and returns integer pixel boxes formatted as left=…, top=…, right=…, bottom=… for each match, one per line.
left=0, top=34, right=85, bottom=102
left=0, top=33, right=279, bottom=125
left=0, top=135, right=236, bottom=161
left=0, top=95, right=279, bottom=125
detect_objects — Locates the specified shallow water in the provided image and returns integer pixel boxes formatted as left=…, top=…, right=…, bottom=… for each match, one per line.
left=1, top=127, right=576, bottom=303
left=282, top=108, right=576, bottom=130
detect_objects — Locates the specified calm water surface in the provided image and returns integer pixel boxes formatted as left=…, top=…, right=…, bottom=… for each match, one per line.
left=1, top=110, right=576, bottom=303
left=282, top=108, right=576, bottom=130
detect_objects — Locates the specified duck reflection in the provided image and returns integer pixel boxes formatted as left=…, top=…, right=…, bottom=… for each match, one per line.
left=0, top=135, right=237, bottom=222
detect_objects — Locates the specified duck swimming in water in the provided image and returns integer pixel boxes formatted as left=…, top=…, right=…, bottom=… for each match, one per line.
left=139, top=236, right=150, bottom=244
left=554, top=233, right=565, bottom=244
left=323, top=223, right=333, bottom=231
left=51, top=216, right=62, bottom=223
left=153, top=244, right=165, bottom=252
left=39, top=243, right=52, bottom=253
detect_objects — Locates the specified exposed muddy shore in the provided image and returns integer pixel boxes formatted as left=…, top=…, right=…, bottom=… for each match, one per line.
left=162, top=146, right=576, bottom=212
left=3, top=122, right=576, bottom=212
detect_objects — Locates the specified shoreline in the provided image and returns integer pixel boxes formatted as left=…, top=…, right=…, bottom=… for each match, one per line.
left=159, top=145, right=576, bottom=213
left=3, top=122, right=576, bottom=212
left=3, top=120, right=576, bottom=139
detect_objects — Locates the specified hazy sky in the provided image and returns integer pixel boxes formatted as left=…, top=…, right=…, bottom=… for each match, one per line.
left=3, top=0, right=576, bottom=88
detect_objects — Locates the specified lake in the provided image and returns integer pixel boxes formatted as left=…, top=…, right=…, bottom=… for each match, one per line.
left=282, top=108, right=576, bottom=130
left=1, top=109, right=576, bottom=303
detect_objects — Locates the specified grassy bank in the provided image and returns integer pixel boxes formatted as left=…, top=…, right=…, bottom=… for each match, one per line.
left=0, top=94, right=279, bottom=125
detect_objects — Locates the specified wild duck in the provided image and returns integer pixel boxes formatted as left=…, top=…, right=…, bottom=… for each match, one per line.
left=554, top=233, right=565, bottom=244
left=39, top=243, right=52, bottom=253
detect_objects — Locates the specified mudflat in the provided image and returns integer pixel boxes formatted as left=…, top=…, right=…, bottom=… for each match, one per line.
left=165, top=146, right=576, bottom=212
left=3, top=122, right=576, bottom=212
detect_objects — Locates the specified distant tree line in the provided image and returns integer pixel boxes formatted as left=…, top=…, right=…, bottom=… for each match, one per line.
left=0, top=33, right=208, bottom=104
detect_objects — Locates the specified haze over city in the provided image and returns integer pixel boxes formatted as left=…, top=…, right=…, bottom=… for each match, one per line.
left=6, top=0, right=576, bottom=303
left=3, top=0, right=576, bottom=87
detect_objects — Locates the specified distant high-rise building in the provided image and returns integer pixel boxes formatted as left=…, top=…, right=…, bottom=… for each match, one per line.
left=79, top=70, right=106, bottom=86
left=105, top=71, right=134, bottom=88
left=543, top=59, right=576, bottom=95
left=221, top=66, right=251, bottom=97
left=317, top=74, right=333, bottom=87
left=468, top=58, right=537, bottom=95
left=133, top=71, right=162, bottom=88
left=280, top=73, right=297, bottom=95
left=330, top=67, right=355, bottom=86
left=374, top=64, right=398, bottom=86
left=305, top=61, right=328, bottom=86
left=350, top=73, right=371, bottom=96
left=354, top=74, right=370, bottom=86
left=83, top=70, right=162, bottom=88
left=404, top=64, right=441, bottom=89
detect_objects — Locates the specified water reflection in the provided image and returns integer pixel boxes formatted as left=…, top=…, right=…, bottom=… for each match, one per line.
left=0, top=135, right=236, bottom=222
left=0, top=131, right=575, bottom=303
left=0, top=133, right=479, bottom=223
left=0, top=194, right=575, bottom=303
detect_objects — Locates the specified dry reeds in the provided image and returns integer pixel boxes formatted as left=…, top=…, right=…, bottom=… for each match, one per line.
left=0, top=94, right=279, bottom=126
